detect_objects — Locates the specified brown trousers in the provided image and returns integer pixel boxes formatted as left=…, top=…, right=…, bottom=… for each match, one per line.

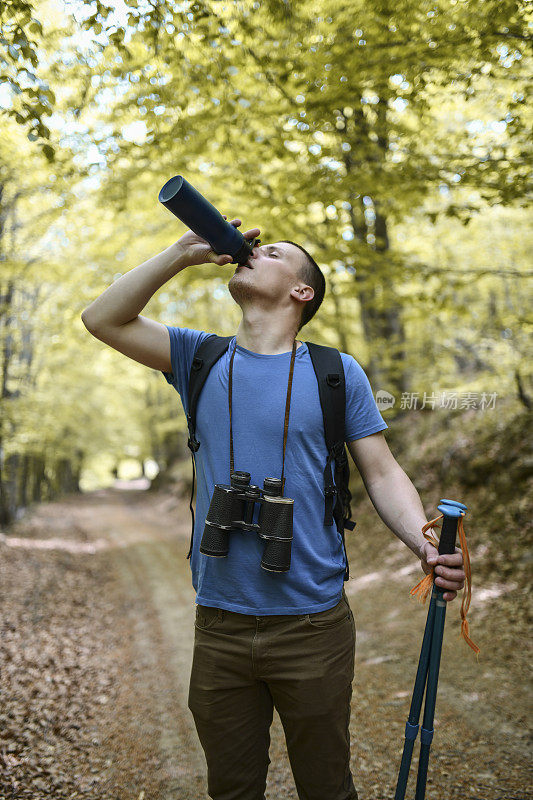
left=188, top=589, right=358, bottom=800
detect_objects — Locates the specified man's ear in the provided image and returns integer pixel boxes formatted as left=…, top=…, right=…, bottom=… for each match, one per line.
left=290, top=284, right=314, bottom=303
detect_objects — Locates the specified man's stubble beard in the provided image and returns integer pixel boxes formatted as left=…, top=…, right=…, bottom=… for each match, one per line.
left=228, top=273, right=256, bottom=306
left=228, top=272, right=286, bottom=316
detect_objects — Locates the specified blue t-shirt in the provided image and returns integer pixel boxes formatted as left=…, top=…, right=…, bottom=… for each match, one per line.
left=162, top=327, right=387, bottom=615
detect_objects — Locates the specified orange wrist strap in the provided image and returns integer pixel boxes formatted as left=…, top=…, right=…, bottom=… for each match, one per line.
left=410, top=514, right=480, bottom=656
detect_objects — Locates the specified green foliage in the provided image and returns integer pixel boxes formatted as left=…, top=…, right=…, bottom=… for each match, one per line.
left=0, top=0, right=55, bottom=160
left=0, top=0, right=531, bottom=521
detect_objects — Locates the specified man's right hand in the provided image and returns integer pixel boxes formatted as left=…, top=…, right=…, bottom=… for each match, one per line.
left=175, top=216, right=261, bottom=267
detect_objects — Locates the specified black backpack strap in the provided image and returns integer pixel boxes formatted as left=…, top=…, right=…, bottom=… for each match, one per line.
left=186, top=334, right=233, bottom=451
left=306, top=342, right=355, bottom=581
left=185, top=334, right=233, bottom=558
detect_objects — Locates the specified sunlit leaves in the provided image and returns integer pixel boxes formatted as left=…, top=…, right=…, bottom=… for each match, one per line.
left=0, top=0, right=57, bottom=158
left=1, top=0, right=531, bottom=509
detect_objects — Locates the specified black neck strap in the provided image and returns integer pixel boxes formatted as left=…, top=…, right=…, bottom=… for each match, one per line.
left=228, top=340, right=297, bottom=495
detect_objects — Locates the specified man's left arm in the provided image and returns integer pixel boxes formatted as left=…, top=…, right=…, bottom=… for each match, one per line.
left=347, top=431, right=465, bottom=602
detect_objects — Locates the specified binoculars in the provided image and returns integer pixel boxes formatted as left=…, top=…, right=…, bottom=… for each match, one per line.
left=158, top=175, right=261, bottom=266
left=200, top=471, right=294, bottom=573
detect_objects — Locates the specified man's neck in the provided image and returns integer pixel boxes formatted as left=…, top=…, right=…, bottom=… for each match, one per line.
left=235, top=315, right=302, bottom=355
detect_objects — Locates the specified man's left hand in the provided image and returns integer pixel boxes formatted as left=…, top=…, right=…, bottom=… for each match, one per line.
left=419, top=541, right=466, bottom=602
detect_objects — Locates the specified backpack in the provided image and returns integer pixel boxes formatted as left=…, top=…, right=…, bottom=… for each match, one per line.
left=184, top=335, right=356, bottom=580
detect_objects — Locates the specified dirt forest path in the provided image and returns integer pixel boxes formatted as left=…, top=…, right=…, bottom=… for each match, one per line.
left=0, top=486, right=530, bottom=800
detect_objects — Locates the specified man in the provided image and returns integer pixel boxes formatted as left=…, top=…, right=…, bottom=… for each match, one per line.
left=81, top=217, right=465, bottom=800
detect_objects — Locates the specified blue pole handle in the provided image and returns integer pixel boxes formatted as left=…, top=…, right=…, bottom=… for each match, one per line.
left=158, top=175, right=260, bottom=265
left=440, top=498, right=467, bottom=511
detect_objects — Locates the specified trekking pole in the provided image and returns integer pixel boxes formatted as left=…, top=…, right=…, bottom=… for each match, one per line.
left=414, top=502, right=465, bottom=800
left=394, top=501, right=467, bottom=800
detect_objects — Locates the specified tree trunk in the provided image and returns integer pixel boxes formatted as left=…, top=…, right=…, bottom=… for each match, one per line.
left=31, top=456, right=46, bottom=504
left=515, top=369, right=531, bottom=410
left=340, top=91, right=408, bottom=393
left=0, top=436, right=12, bottom=527
left=17, top=452, right=30, bottom=509
left=329, top=278, right=349, bottom=354
left=2, top=453, right=18, bottom=524
left=347, top=203, right=407, bottom=392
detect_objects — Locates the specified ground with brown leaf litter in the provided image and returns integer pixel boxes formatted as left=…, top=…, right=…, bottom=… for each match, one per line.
left=0, top=486, right=530, bottom=799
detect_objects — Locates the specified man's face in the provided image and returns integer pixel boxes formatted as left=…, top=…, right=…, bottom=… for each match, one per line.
left=228, top=242, right=311, bottom=311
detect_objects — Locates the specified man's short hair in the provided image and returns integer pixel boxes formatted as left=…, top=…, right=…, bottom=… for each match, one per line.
left=280, top=241, right=326, bottom=332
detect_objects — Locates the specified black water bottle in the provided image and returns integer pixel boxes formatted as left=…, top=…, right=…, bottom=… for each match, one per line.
left=158, top=175, right=260, bottom=265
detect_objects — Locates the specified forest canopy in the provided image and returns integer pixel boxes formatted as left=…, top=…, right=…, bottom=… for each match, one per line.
left=0, top=0, right=531, bottom=517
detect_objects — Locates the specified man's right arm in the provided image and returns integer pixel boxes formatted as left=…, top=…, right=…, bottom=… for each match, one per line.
left=80, top=217, right=260, bottom=372
left=81, top=243, right=191, bottom=373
